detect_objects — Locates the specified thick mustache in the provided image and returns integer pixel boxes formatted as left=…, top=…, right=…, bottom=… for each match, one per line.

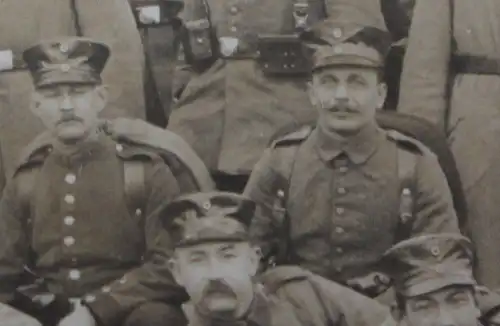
left=202, top=280, right=236, bottom=297
left=57, top=115, right=82, bottom=124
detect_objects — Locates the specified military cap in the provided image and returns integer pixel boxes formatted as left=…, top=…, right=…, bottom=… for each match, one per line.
left=159, top=192, right=256, bottom=247
left=380, top=234, right=475, bottom=297
left=23, top=37, right=110, bottom=89
left=301, top=19, right=392, bottom=71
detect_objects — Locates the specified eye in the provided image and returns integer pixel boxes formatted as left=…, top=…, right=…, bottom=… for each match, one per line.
left=348, top=75, right=368, bottom=87
left=448, top=291, right=471, bottom=305
left=411, top=299, right=435, bottom=312
left=188, top=254, right=205, bottom=263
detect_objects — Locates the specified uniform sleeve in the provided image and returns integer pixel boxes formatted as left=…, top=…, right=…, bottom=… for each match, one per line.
left=411, top=151, right=460, bottom=235
left=244, top=149, right=281, bottom=258
left=86, top=159, right=188, bottom=326
left=0, top=175, right=31, bottom=303
left=397, top=0, right=452, bottom=130
left=307, top=273, right=396, bottom=326
left=171, top=0, right=197, bottom=102
left=77, top=0, right=146, bottom=119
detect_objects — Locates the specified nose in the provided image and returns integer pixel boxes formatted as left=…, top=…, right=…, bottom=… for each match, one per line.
left=436, top=306, right=456, bottom=326
left=60, top=93, right=74, bottom=112
left=333, top=83, right=349, bottom=101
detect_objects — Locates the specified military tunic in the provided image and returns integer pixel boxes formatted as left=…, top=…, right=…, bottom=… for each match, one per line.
left=0, top=133, right=187, bottom=325
left=397, top=0, right=500, bottom=288
left=0, top=0, right=145, bottom=175
left=244, top=123, right=460, bottom=284
left=168, top=0, right=387, bottom=174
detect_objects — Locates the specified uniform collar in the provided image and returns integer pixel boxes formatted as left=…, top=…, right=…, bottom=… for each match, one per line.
left=51, top=129, right=111, bottom=168
left=314, top=122, right=384, bottom=164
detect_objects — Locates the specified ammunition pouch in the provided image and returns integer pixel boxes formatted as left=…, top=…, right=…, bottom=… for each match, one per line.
left=256, top=34, right=311, bottom=76
left=131, top=0, right=183, bottom=28
left=180, top=19, right=219, bottom=69
left=9, top=283, right=74, bottom=326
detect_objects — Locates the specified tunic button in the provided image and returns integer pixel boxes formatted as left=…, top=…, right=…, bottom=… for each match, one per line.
left=337, top=187, right=346, bottom=195
left=335, top=266, right=342, bottom=272
left=339, top=166, right=348, bottom=173
left=335, top=226, right=344, bottom=234
left=333, top=46, right=343, bottom=54
left=64, top=194, right=75, bottom=205
left=230, top=6, right=238, bottom=14
left=102, top=286, right=111, bottom=293
left=336, top=207, right=345, bottom=215
left=336, top=247, right=343, bottom=254
left=84, top=295, right=96, bottom=303
left=64, top=236, right=75, bottom=247
left=68, top=269, right=81, bottom=280
left=135, top=209, right=142, bottom=216
left=116, top=144, right=123, bottom=152
left=64, top=216, right=75, bottom=226
left=333, top=28, right=343, bottom=38
left=230, top=26, right=237, bottom=32
left=65, top=173, right=76, bottom=185
left=196, top=37, right=204, bottom=44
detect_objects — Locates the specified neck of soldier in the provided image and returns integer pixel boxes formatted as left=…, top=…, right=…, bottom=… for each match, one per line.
left=52, top=125, right=101, bottom=157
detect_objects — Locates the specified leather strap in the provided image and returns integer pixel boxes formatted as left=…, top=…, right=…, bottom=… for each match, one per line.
left=453, top=54, right=500, bottom=76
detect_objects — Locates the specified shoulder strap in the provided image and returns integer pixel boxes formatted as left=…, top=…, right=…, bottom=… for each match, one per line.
left=396, top=147, right=417, bottom=243
left=444, top=0, right=455, bottom=133
left=123, top=160, right=147, bottom=217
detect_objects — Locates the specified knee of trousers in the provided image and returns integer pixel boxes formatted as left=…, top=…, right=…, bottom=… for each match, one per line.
left=123, top=302, right=187, bottom=326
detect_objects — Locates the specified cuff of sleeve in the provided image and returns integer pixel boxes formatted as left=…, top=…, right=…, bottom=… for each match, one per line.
left=84, top=294, right=124, bottom=326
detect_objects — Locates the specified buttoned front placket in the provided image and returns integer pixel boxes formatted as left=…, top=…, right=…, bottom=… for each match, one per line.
left=60, top=166, right=81, bottom=292
left=328, top=154, right=350, bottom=275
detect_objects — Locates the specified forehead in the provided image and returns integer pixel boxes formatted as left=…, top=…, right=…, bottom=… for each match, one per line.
left=314, top=65, right=379, bottom=79
left=37, top=83, right=96, bottom=93
left=175, top=241, right=249, bottom=255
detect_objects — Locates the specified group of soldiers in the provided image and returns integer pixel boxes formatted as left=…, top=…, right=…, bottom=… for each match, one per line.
left=0, top=0, right=500, bottom=326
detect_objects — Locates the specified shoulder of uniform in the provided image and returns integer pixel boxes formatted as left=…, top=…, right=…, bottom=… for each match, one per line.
left=114, top=140, right=162, bottom=163
left=14, top=132, right=53, bottom=174
left=270, top=125, right=313, bottom=149
left=385, top=129, right=425, bottom=155
left=259, top=266, right=310, bottom=293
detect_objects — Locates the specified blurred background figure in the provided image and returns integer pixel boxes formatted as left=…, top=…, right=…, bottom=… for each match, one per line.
left=398, top=0, right=500, bottom=288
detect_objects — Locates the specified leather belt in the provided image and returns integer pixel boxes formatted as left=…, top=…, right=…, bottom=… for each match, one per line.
left=453, top=54, right=500, bottom=76
left=0, top=49, right=27, bottom=72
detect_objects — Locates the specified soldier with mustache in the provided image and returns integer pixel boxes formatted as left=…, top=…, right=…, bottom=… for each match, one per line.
left=243, top=17, right=461, bottom=301
left=162, top=191, right=395, bottom=326
left=0, top=38, right=196, bottom=326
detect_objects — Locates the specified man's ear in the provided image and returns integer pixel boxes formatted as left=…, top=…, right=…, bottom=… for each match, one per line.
left=168, top=257, right=184, bottom=286
left=307, top=79, right=319, bottom=108
left=93, top=85, right=109, bottom=113
left=30, top=91, right=43, bottom=117
left=248, top=245, right=262, bottom=277
left=376, top=82, right=388, bottom=111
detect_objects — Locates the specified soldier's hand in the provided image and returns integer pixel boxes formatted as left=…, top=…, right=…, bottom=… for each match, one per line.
left=57, top=302, right=96, bottom=326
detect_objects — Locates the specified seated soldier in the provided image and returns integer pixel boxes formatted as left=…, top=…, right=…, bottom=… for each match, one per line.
left=381, top=233, right=500, bottom=326
left=161, top=191, right=396, bottom=326
left=0, top=37, right=194, bottom=326
left=244, top=16, right=460, bottom=299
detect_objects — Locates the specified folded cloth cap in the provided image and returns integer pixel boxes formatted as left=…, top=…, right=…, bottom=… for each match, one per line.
left=301, top=19, right=392, bottom=71
left=380, top=233, right=476, bottom=297
left=23, top=37, right=110, bottom=89
left=159, top=192, right=256, bottom=248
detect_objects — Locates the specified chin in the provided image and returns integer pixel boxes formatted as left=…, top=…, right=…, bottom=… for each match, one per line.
left=56, top=129, right=87, bottom=144
left=206, top=297, right=238, bottom=314
left=325, top=119, right=363, bottom=134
